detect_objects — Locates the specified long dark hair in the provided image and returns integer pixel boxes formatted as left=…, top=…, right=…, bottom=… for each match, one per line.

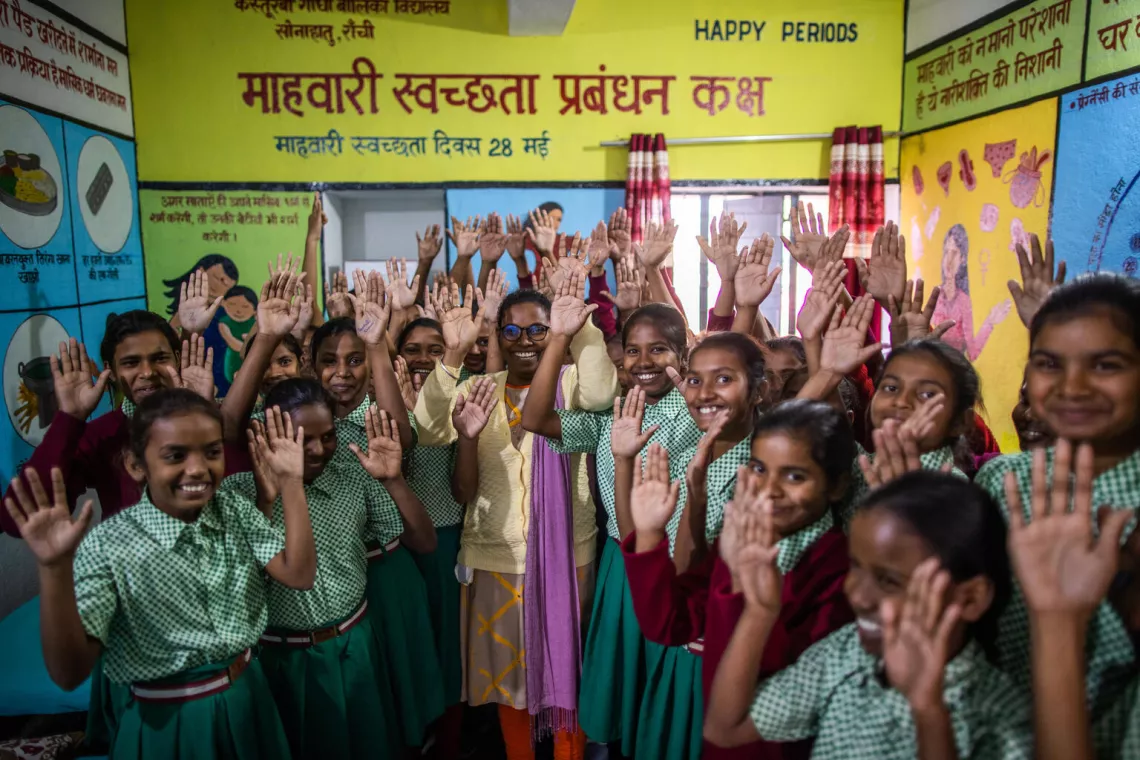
left=942, top=225, right=970, bottom=295
left=688, top=332, right=768, bottom=424
left=753, top=400, right=855, bottom=489
left=163, top=254, right=239, bottom=316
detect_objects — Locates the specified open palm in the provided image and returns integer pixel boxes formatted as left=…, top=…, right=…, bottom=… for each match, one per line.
left=6, top=468, right=92, bottom=566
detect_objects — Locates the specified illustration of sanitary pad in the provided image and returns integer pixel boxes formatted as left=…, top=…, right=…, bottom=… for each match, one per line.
left=980, top=204, right=999, bottom=232
left=925, top=207, right=941, bottom=240
left=936, top=162, right=952, bottom=196
left=912, top=166, right=924, bottom=196
left=910, top=218, right=925, bottom=263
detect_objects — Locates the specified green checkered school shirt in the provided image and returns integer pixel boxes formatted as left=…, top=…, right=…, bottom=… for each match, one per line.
left=976, top=448, right=1139, bottom=736
left=775, top=510, right=836, bottom=574
left=408, top=444, right=464, bottom=527
left=73, top=488, right=285, bottom=684
left=550, top=388, right=702, bottom=541
left=1094, top=680, right=1140, bottom=758
left=748, top=625, right=1032, bottom=759
left=665, top=435, right=753, bottom=553
left=224, top=454, right=390, bottom=631
left=838, top=444, right=965, bottom=527
left=121, top=398, right=136, bottom=418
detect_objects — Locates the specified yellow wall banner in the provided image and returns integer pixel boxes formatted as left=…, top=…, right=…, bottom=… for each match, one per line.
left=902, top=0, right=1082, bottom=132
left=900, top=98, right=1057, bottom=451
left=1086, top=0, right=1140, bottom=80
left=125, top=0, right=902, bottom=183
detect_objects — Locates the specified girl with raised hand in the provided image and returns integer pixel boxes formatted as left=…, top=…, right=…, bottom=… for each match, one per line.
left=975, top=273, right=1140, bottom=753
left=5, top=388, right=316, bottom=759
left=704, top=470, right=1030, bottom=759
left=520, top=280, right=697, bottom=755
left=624, top=399, right=856, bottom=760
left=414, top=268, right=617, bottom=760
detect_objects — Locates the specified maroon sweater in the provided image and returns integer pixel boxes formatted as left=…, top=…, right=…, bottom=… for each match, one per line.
left=621, top=528, right=853, bottom=760
left=2, top=409, right=251, bottom=537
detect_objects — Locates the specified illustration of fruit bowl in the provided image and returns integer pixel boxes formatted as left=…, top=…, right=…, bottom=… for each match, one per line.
left=1003, top=146, right=1052, bottom=209
left=0, top=149, right=59, bottom=216
left=17, top=355, right=57, bottom=429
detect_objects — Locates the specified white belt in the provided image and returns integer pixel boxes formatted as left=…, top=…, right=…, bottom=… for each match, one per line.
left=685, top=639, right=705, bottom=654
left=365, top=538, right=401, bottom=560
left=130, top=649, right=251, bottom=702
left=259, top=600, right=369, bottom=646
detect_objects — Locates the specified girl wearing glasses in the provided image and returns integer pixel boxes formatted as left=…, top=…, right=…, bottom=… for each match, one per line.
left=413, top=275, right=618, bottom=760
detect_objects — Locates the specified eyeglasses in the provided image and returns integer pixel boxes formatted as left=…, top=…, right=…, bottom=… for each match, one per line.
left=500, top=323, right=550, bottom=342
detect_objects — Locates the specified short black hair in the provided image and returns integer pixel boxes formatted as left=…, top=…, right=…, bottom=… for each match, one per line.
left=878, top=340, right=982, bottom=421
left=857, top=471, right=1011, bottom=663
left=497, top=288, right=551, bottom=329
left=1029, top=273, right=1140, bottom=350
left=766, top=336, right=807, bottom=365
left=754, top=399, right=855, bottom=488
left=243, top=332, right=302, bottom=361
left=100, top=310, right=181, bottom=367
left=396, top=317, right=444, bottom=353
left=128, top=388, right=222, bottom=462
left=222, top=285, right=258, bottom=308
left=264, top=377, right=336, bottom=418
left=309, top=317, right=359, bottom=367
left=622, top=303, right=688, bottom=357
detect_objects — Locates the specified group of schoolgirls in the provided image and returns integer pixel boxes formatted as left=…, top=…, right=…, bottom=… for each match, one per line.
left=3, top=197, right=1139, bottom=760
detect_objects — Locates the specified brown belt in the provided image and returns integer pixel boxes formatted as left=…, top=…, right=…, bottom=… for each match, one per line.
left=258, top=599, right=369, bottom=647
left=130, top=649, right=251, bottom=703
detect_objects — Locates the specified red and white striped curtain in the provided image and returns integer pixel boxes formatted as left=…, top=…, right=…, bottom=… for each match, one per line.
left=828, top=125, right=885, bottom=338
left=625, top=133, right=671, bottom=244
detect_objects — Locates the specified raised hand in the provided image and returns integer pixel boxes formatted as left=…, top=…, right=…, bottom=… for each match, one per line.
left=52, top=338, right=111, bottom=421
left=881, top=558, right=961, bottom=710
left=608, top=207, right=632, bottom=259
left=478, top=213, right=509, bottom=264
left=888, top=279, right=955, bottom=347
left=324, top=271, right=353, bottom=320
left=638, top=219, right=679, bottom=269
left=796, top=260, right=846, bottom=342
left=697, top=211, right=748, bottom=280
left=610, top=386, right=661, bottom=459
left=587, top=221, right=618, bottom=272
left=246, top=419, right=279, bottom=507
left=294, top=283, right=316, bottom=336
left=258, top=268, right=304, bottom=338
left=525, top=207, right=557, bottom=256
left=257, top=406, right=305, bottom=485
left=735, top=496, right=783, bottom=617
left=598, top=253, right=642, bottom=312
left=858, top=419, right=926, bottom=489
left=478, top=268, right=509, bottom=328
left=393, top=357, right=418, bottom=412
left=819, top=294, right=883, bottom=375
left=438, top=281, right=483, bottom=353
left=984, top=298, right=1012, bottom=328
left=630, top=443, right=680, bottom=536
left=545, top=232, right=589, bottom=293
left=416, top=223, right=443, bottom=266
left=686, top=413, right=727, bottom=503
left=1005, top=441, right=1135, bottom=618
left=348, top=405, right=404, bottom=481
left=306, top=192, right=327, bottom=241
left=177, top=334, right=216, bottom=402
left=5, top=467, right=92, bottom=566
left=550, top=269, right=599, bottom=337
left=720, top=468, right=760, bottom=581
left=178, top=268, right=224, bottom=334
left=448, top=215, right=482, bottom=261
left=856, top=222, right=908, bottom=307
left=734, top=234, right=781, bottom=308
left=504, top=214, right=528, bottom=263
left=350, top=270, right=390, bottom=346
left=453, top=375, right=499, bottom=440
left=779, top=201, right=830, bottom=273
left=385, top=259, right=420, bottom=312
left=1008, top=233, right=1065, bottom=328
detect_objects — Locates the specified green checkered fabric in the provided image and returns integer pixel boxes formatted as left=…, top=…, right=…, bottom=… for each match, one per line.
left=838, top=444, right=965, bottom=527
left=408, top=444, right=464, bottom=527
left=775, top=511, right=835, bottom=574
left=976, top=448, right=1139, bottom=742
left=550, top=388, right=702, bottom=540
left=749, top=625, right=1031, bottom=759
left=337, top=395, right=418, bottom=454
left=224, top=455, right=389, bottom=630
left=121, top=398, right=135, bottom=419
left=665, top=436, right=753, bottom=553
left=73, top=487, right=285, bottom=684
left=1094, top=680, right=1139, bottom=758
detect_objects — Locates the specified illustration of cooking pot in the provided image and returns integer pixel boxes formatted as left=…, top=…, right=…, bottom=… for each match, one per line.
left=1003, top=146, right=1052, bottom=209
left=18, top=355, right=57, bottom=428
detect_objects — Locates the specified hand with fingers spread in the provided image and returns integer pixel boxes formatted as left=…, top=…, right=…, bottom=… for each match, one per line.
left=438, top=281, right=483, bottom=353
left=857, top=419, right=929, bottom=489
left=246, top=419, right=279, bottom=508
left=448, top=216, right=482, bottom=261
left=630, top=443, right=681, bottom=537
left=735, top=496, right=784, bottom=618
left=267, top=251, right=301, bottom=283
left=504, top=214, right=528, bottom=265
left=453, top=376, right=499, bottom=440
left=1007, top=233, right=1066, bottom=328
left=856, top=222, right=908, bottom=307
left=178, top=268, right=224, bottom=334
left=258, top=269, right=304, bottom=338
left=348, top=405, right=404, bottom=481
left=734, top=234, right=782, bottom=308
left=5, top=467, right=93, bottom=566
left=639, top=219, right=679, bottom=269
left=698, top=211, right=748, bottom=280
left=394, top=357, right=418, bottom=412
left=324, top=271, right=353, bottom=320
left=888, top=279, right=955, bottom=347
left=478, top=268, right=509, bottom=328
left=177, top=334, right=216, bottom=402
left=598, top=254, right=642, bottom=312
left=545, top=232, right=589, bottom=292
left=550, top=269, right=599, bottom=338
left=536, top=265, right=555, bottom=300
left=256, top=406, right=305, bottom=486
left=608, top=207, right=632, bottom=259
left=780, top=201, right=830, bottom=273
left=1005, top=441, right=1135, bottom=618
left=587, top=221, right=617, bottom=273
left=897, top=393, right=948, bottom=447
left=52, top=338, right=112, bottom=421
left=478, top=213, right=509, bottom=265
left=306, top=192, right=327, bottom=242
left=416, top=223, right=443, bottom=266
left=685, top=414, right=727, bottom=511
left=796, top=260, right=847, bottom=342
left=385, top=259, right=419, bottom=312
left=718, top=468, right=761, bottom=584
left=610, top=387, right=661, bottom=460
left=525, top=208, right=558, bottom=256
left=819, top=295, right=884, bottom=376
left=349, top=270, right=391, bottom=346
left=294, top=284, right=316, bottom=336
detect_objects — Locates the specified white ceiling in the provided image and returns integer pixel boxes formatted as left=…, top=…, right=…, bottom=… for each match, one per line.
left=507, top=0, right=576, bottom=36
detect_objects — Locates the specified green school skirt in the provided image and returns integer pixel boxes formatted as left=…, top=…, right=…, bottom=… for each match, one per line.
left=85, top=655, right=130, bottom=750
left=635, top=642, right=703, bottom=760
left=410, top=524, right=463, bottom=706
left=366, top=543, right=446, bottom=747
left=258, top=612, right=401, bottom=759
left=111, top=652, right=292, bottom=760
left=579, top=539, right=648, bottom=755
